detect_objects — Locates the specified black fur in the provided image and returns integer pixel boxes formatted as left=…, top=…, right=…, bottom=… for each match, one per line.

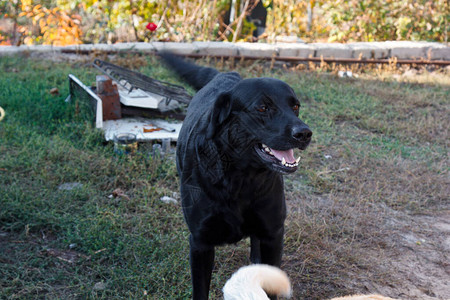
left=159, top=52, right=312, bottom=300
left=158, top=52, right=219, bottom=90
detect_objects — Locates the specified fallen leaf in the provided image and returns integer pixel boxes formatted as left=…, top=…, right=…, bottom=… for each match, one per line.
left=112, top=188, right=130, bottom=201
left=50, top=87, right=59, bottom=95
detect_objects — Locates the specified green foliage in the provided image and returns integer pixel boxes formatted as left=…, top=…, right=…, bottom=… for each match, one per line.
left=265, top=0, right=307, bottom=39
left=0, top=0, right=82, bottom=45
left=58, top=0, right=232, bottom=43
left=1, top=0, right=448, bottom=45
left=0, top=55, right=191, bottom=299
left=323, top=0, right=449, bottom=42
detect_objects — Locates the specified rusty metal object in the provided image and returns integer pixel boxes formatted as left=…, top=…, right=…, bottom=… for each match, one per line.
left=120, top=105, right=185, bottom=121
left=96, top=75, right=121, bottom=120
left=92, top=59, right=192, bottom=104
left=143, top=123, right=176, bottom=133
left=184, top=53, right=450, bottom=66
left=60, top=48, right=450, bottom=66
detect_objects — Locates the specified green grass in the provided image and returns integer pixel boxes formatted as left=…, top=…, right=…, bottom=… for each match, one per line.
left=0, top=54, right=449, bottom=299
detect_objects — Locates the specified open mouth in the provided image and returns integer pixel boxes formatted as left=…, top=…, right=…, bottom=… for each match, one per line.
left=255, top=143, right=301, bottom=173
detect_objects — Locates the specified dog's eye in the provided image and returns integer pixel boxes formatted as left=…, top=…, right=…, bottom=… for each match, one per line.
left=257, top=104, right=268, bottom=113
left=293, top=104, right=299, bottom=111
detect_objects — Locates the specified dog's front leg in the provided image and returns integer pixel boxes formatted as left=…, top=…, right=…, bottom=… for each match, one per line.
left=190, top=235, right=215, bottom=300
left=250, top=235, right=261, bottom=264
left=259, top=228, right=284, bottom=267
left=259, top=230, right=284, bottom=300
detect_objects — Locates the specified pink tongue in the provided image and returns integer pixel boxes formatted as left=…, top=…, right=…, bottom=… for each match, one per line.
left=270, top=148, right=296, bottom=164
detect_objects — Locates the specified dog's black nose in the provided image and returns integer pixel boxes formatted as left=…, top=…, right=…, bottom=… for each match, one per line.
left=291, top=125, right=312, bottom=141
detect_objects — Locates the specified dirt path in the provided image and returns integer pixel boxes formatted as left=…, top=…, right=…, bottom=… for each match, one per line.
left=284, top=190, right=450, bottom=300
left=359, top=209, right=450, bottom=299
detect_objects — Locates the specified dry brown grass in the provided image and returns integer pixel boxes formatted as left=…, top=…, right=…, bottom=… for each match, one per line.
left=275, top=65, right=449, bottom=299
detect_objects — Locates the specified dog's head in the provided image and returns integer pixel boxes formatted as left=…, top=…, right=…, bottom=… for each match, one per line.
left=206, top=77, right=312, bottom=174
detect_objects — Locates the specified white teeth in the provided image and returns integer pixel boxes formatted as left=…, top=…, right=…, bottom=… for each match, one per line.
left=281, top=157, right=299, bottom=168
left=260, top=144, right=299, bottom=168
left=262, top=144, right=274, bottom=156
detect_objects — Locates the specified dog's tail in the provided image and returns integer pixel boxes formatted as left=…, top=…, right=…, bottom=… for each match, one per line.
left=158, top=52, right=219, bottom=91
left=223, top=264, right=292, bottom=300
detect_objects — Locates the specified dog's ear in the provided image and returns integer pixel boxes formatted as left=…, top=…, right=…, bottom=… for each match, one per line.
left=206, top=92, right=233, bottom=140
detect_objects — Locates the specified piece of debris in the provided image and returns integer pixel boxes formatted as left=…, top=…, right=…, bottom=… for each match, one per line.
left=67, top=74, right=103, bottom=128
left=143, top=123, right=175, bottom=133
left=160, top=196, right=178, bottom=204
left=103, top=118, right=182, bottom=142
left=324, top=155, right=332, bottom=159
left=50, top=87, right=59, bottom=95
left=45, top=247, right=87, bottom=263
left=94, top=248, right=107, bottom=254
left=96, top=75, right=121, bottom=120
left=0, top=106, right=5, bottom=121
left=67, top=59, right=188, bottom=143
left=152, top=143, right=163, bottom=158
left=109, top=188, right=131, bottom=201
left=113, top=132, right=137, bottom=155
left=338, top=70, right=354, bottom=78
left=58, top=182, right=83, bottom=191
left=317, top=167, right=351, bottom=176
left=93, top=282, right=106, bottom=291
left=92, top=59, right=191, bottom=105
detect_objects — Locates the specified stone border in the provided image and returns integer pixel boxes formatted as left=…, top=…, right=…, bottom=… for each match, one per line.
left=1, top=41, right=449, bottom=61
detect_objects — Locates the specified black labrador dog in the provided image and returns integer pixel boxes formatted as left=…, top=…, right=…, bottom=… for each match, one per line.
left=160, top=53, right=312, bottom=299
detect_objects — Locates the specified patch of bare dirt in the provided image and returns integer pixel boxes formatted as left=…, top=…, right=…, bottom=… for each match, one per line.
left=284, top=189, right=450, bottom=300
left=346, top=208, right=450, bottom=300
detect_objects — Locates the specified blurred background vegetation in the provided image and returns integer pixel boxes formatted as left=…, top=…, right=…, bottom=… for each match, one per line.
left=0, top=0, right=448, bottom=46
